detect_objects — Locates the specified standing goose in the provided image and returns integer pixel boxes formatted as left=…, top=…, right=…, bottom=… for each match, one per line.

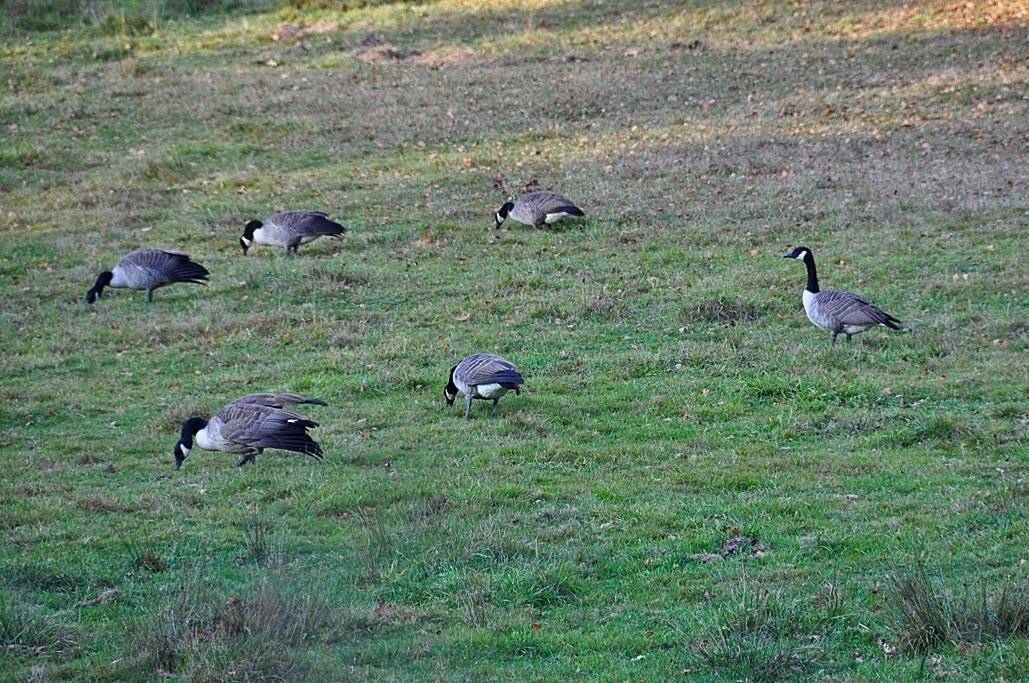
left=86, top=248, right=209, bottom=304
left=444, top=353, right=525, bottom=419
left=174, top=394, right=325, bottom=469
left=495, top=191, right=584, bottom=230
left=783, top=246, right=902, bottom=346
left=240, top=211, right=345, bottom=255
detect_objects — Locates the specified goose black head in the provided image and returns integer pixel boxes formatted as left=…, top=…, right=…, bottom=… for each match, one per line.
left=86, top=271, right=113, bottom=305
left=783, top=246, right=813, bottom=262
left=495, top=202, right=514, bottom=229
left=240, top=220, right=262, bottom=255
left=174, top=417, right=207, bottom=470
left=443, top=366, right=458, bottom=406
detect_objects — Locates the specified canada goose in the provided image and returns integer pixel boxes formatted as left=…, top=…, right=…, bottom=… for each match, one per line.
left=783, top=246, right=902, bottom=346
left=495, top=191, right=584, bottom=230
left=86, top=248, right=209, bottom=304
left=444, top=353, right=524, bottom=419
left=174, top=394, right=325, bottom=469
left=240, top=211, right=345, bottom=255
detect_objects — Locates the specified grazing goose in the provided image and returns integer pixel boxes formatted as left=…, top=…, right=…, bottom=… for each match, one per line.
left=444, top=353, right=524, bottom=419
left=240, top=211, right=345, bottom=255
left=174, top=394, right=325, bottom=469
left=86, top=248, right=209, bottom=304
left=495, top=191, right=584, bottom=230
left=784, top=246, right=901, bottom=346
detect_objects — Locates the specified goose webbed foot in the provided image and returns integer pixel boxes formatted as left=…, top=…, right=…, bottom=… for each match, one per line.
left=491, top=399, right=499, bottom=416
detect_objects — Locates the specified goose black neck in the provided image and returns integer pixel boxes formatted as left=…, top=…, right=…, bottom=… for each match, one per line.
left=243, top=220, right=262, bottom=238
left=94, top=271, right=112, bottom=294
left=803, top=254, right=820, bottom=294
left=180, top=417, right=208, bottom=443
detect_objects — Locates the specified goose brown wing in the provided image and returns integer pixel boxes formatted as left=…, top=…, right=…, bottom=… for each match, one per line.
left=231, top=393, right=328, bottom=409
left=269, top=211, right=345, bottom=237
left=215, top=403, right=323, bottom=458
left=122, top=249, right=209, bottom=285
left=819, top=290, right=900, bottom=328
left=458, top=354, right=524, bottom=389
left=527, top=191, right=581, bottom=214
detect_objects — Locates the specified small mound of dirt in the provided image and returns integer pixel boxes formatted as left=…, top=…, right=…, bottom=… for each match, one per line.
left=687, top=297, right=759, bottom=325
left=684, top=535, right=770, bottom=564
left=352, top=45, right=419, bottom=63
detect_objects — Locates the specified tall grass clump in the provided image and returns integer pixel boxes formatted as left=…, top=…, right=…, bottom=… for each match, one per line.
left=888, top=561, right=1029, bottom=654
left=684, top=577, right=834, bottom=681
left=0, top=0, right=256, bottom=35
left=134, top=567, right=332, bottom=679
left=0, top=594, right=79, bottom=657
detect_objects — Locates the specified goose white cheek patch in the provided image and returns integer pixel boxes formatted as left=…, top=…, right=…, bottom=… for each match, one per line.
left=179, top=444, right=190, bottom=457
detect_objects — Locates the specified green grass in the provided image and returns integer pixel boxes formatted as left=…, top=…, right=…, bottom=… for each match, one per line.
left=1, top=0, right=1027, bottom=680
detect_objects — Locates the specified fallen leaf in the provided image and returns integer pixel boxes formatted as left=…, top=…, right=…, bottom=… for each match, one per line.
left=454, top=312, right=471, bottom=321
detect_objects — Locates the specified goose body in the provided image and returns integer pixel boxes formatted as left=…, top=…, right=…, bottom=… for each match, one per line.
left=444, top=353, right=525, bottom=419
left=86, top=249, right=209, bottom=304
left=174, top=394, right=325, bottom=469
left=495, top=191, right=584, bottom=229
left=241, top=211, right=345, bottom=255
left=785, top=246, right=901, bottom=346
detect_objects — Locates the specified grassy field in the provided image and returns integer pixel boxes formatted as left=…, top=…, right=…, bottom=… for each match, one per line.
left=1, top=0, right=1027, bottom=679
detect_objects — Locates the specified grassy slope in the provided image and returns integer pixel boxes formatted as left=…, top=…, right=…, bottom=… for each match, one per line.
left=1, top=0, right=1027, bottom=680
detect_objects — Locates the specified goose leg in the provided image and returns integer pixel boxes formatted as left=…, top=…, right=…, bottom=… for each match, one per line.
left=846, top=334, right=852, bottom=344
left=464, top=395, right=473, bottom=420
left=236, top=449, right=258, bottom=467
left=491, top=399, right=499, bottom=416
left=830, top=333, right=838, bottom=347
left=147, top=288, right=154, bottom=303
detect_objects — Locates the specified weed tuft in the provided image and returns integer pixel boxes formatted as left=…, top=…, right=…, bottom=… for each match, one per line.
left=116, top=528, right=167, bottom=573
left=240, top=514, right=280, bottom=566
